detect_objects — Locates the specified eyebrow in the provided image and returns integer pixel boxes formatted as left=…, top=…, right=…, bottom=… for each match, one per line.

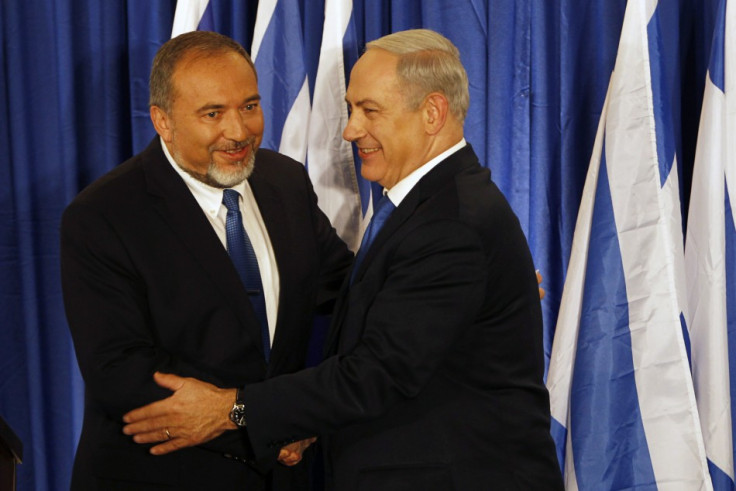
left=345, top=98, right=382, bottom=108
left=196, top=95, right=261, bottom=113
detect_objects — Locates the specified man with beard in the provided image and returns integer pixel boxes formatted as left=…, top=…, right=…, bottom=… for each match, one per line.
left=60, top=31, right=351, bottom=490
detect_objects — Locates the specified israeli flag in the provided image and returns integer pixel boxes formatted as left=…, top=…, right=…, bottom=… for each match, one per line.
left=546, top=1, right=712, bottom=488
left=685, top=1, right=736, bottom=489
left=171, top=0, right=212, bottom=36
left=252, top=0, right=311, bottom=163
left=306, top=0, right=363, bottom=251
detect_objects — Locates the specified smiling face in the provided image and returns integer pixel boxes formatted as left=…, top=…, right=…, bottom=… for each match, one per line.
left=343, top=49, right=432, bottom=189
left=150, top=50, right=264, bottom=188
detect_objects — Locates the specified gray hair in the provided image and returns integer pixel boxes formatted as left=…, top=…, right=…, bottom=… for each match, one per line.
left=367, top=29, right=469, bottom=122
left=149, top=31, right=255, bottom=112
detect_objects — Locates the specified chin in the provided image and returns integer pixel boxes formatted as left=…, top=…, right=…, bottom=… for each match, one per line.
left=208, top=156, right=255, bottom=188
left=360, top=169, right=383, bottom=185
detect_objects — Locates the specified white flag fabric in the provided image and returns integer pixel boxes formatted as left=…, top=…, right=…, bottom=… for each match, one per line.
left=306, top=0, right=363, bottom=251
left=171, top=0, right=211, bottom=36
left=546, top=1, right=712, bottom=488
left=685, top=0, right=736, bottom=489
left=252, top=0, right=311, bottom=163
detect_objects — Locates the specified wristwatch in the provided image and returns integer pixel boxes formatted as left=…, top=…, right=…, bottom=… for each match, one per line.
left=229, top=388, right=247, bottom=427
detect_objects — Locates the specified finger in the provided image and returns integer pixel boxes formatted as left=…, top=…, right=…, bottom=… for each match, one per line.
left=539, top=287, right=546, bottom=300
left=131, top=429, right=171, bottom=444
left=149, top=437, right=192, bottom=456
left=278, top=451, right=295, bottom=462
left=123, top=415, right=173, bottom=434
left=153, top=371, right=186, bottom=391
left=123, top=399, right=173, bottom=423
left=278, top=454, right=302, bottom=466
left=536, top=270, right=542, bottom=284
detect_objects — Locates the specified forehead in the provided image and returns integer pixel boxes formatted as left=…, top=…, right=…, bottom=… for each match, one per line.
left=346, top=48, right=401, bottom=101
left=171, top=51, right=257, bottom=100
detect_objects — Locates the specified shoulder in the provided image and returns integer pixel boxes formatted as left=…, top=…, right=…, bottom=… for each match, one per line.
left=69, top=156, right=147, bottom=211
left=62, top=143, right=167, bottom=229
left=417, top=158, right=516, bottom=229
left=250, top=148, right=313, bottom=194
left=69, top=139, right=166, bottom=208
left=252, top=149, right=306, bottom=178
left=404, top=157, right=527, bottom=266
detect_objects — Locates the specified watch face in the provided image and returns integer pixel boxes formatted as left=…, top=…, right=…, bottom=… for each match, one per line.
left=230, top=404, right=247, bottom=427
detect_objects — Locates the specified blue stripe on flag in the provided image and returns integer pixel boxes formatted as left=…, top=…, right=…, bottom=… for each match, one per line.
left=550, top=416, right=567, bottom=477
left=727, top=183, right=736, bottom=476
left=709, top=459, right=736, bottom=491
left=254, top=0, right=307, bottom=152
left=709, top=0, right=727, bottom=92
left=197, top=2, right=215, bottom=31
left=681, top=312, right=692, bottom=366
left=646, top=8, right=676, bottom=187
left=570, top=146, right=657, bottom=490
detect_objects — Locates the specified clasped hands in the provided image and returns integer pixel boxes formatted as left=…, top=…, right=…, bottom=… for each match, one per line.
left=121, top=372, right=315, bottom=466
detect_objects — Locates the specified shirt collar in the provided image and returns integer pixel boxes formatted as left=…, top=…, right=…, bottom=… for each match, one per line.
left=385, top=138, right=466, bottom=206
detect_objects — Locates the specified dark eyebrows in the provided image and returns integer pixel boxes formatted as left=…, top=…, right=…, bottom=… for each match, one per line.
left=197, top=103, right=225, bottom=113
left=196, top=94, right=261, bottom=113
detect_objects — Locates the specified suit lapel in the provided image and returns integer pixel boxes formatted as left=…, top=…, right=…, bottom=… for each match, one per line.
left=246, top=169, right=293, bottom=368
left=325, top=145, right=481, bottom=354
left=141, top=139, right=269, bottom=363
left=348, top=145, right=480, bottom=286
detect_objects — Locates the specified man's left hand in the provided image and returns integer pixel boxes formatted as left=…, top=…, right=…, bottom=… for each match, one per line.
left=122, top=372, right=237, bottom=455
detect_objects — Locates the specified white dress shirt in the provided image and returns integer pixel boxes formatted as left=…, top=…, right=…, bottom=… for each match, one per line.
left=162, top=138, right=279, bottom=345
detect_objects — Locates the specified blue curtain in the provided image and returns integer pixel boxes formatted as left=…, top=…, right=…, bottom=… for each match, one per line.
left=0, top=1, right=721, bottom=489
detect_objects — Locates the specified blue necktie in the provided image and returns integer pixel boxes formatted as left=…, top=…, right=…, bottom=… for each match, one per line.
left=222, top=189, right=270, bottom=362
left=351, top=195, right=395, bottom=283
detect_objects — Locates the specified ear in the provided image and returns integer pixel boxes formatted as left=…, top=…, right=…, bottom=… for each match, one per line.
left=423, top=92, right=449, bottom=135
left=150, top=106, right=173, bottom=142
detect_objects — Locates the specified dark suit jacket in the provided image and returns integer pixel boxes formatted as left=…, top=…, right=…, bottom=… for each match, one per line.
left=61, top=138, right=352, bottom=490
left=244, top=145, right=563, bottom=490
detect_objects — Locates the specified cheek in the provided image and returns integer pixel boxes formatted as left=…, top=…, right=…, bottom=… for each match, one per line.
left=248, top=114, right=265, bottom=139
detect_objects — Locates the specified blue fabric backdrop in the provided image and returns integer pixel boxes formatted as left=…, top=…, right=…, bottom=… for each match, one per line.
left=0, top=0, right=721, bottom=489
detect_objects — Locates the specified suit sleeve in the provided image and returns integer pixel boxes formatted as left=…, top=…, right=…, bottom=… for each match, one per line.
left=243, top=219, right=486, bottom=459
left=300, top=164, right=353, bottom=313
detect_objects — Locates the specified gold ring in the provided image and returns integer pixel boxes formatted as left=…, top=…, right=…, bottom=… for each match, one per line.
left=165, top=428, right=171, bottom=440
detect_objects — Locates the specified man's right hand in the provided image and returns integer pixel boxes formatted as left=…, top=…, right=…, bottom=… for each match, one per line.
left=278, top=437, right=317, bottom=466
left=122, top=372, right=237, bottom=455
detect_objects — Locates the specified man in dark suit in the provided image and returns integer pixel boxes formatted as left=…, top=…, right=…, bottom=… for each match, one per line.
left=61, top=31, right=351, bottom=490
left=123, top=29, right=562, bottom=490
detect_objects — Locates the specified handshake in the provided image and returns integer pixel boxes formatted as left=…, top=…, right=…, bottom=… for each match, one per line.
left=122, top=271, right=547, bottom=466
left=122, top=371, right=317, bottom=467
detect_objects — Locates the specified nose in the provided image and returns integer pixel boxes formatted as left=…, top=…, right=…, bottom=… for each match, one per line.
left=223, top=110, right=248, bottom=141
left=342, top=112, right=364, bottom=142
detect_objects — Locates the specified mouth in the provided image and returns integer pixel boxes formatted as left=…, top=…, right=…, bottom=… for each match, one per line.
left=357, top=146, right=380, bottom=159
left=215, top=140, right=255, bottom=163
